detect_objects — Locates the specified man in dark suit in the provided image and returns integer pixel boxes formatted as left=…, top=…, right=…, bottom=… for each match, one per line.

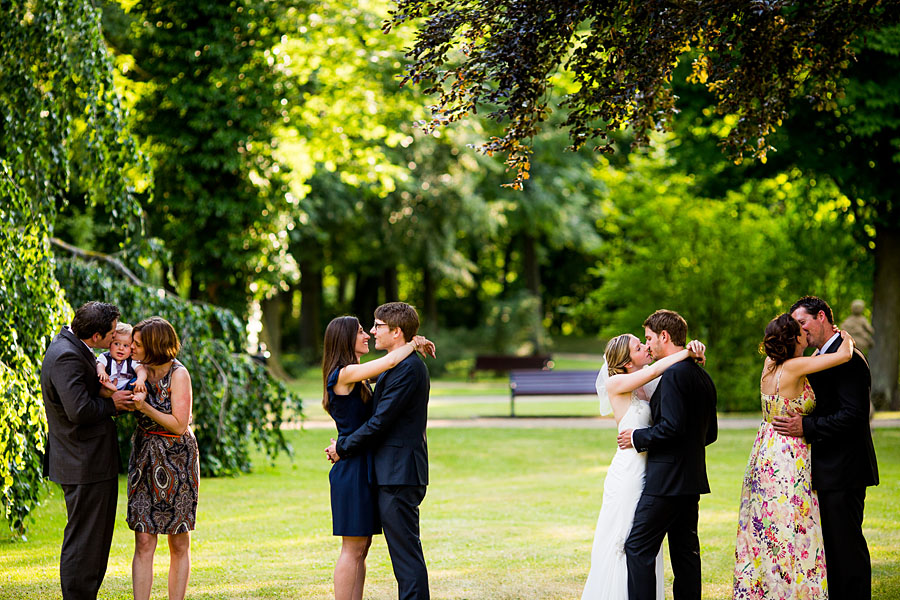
left=774, top=296, right=879, bottom=599
left=327, top=302, right=431, bottom=600
left=42, top=301, right=134, bottom=600
left=617, top=309, right=717, bottom=600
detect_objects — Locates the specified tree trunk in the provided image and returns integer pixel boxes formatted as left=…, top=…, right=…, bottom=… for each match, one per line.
left=522, top=232, right=541, bottom=297
left=423, top=266, right=438, bottom=329
left=467, top=246, right=483, bottom=326
left=352, top=273, right=381, bottom=325
left=870, top=224, right=900, bottom=410
left=260, top=291, right=291, bottom=380
left=383, top=266, right=399, bottom=303
left=501, top=240, right=513, bottom=295
left=337, top=272, right=348, bottom=313
left=298, top=255, right=323, bottom=364
left=522, top=232, right=544, bottom=352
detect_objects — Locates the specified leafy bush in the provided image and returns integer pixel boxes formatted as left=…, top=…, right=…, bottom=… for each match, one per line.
left=55, top=258, right=302, bottom=477
left=0, top=170, right=72, bottom=536
left=576, top=165, right=872, bottom=411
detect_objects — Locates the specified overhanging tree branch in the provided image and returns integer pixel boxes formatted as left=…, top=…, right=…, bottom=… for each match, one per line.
left=50, top=237, right=144, bottom=287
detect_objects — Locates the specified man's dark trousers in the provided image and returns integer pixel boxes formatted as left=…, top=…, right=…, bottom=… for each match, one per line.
left=379, top=485, right=429, bottom=600
left=60, top=479, right=118, bottom=600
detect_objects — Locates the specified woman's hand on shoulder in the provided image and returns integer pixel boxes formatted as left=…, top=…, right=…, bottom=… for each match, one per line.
left=413, top=335, right=436, bottom=358
left=687, top=340, right=706, bottom=365
left=839, top=330, right=855, bottom=359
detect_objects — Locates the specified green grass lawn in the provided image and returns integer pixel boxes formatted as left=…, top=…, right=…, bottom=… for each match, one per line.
left=2, top=427, right=899, bottom=599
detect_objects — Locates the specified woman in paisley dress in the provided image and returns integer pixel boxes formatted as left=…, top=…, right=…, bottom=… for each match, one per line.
left=128, top=317, right=199, bottom=600
left=733, top=314, right=854, bottom=600
left=582, top=333, right=706, bottom=600
left=321, top=316, right=434, bottom=600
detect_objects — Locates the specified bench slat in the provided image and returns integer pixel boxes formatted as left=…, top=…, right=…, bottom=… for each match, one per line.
left=507, top=369, right=601, bottom=417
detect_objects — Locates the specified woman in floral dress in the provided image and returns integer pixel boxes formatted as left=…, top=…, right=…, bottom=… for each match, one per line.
left=128, top=317, right=199, bottom=600
left=733, top=314, right=854, bottom=599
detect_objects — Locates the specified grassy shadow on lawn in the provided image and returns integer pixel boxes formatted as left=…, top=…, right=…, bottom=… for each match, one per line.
left=2, top=428, right=898, bottom=599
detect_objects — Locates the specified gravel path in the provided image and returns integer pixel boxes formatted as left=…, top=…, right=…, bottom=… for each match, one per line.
left=296, top=416, right=900, bottom=430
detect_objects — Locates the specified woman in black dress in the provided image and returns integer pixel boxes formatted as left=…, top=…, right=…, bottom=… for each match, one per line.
left=321, top=316, right=434, bottom=600
left=128, top=317, right=199, bottom=600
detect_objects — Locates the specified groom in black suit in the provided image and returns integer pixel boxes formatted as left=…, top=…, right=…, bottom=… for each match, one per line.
left=774, top=296, right=879, bottom=599
left=617, top=309, right=717, bottom=600
left=41, top=301, right=134, bottom=599
left=327, top=302, right=431, bottom=600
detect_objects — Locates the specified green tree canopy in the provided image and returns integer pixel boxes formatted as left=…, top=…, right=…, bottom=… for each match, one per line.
left=387, top=0, right=898, bottom=186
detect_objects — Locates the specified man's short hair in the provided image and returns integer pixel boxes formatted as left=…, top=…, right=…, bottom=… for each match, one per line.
left=790, top=296, right=834, bottom=324
left=71, top=302, right=120, bottom=339
left=374, top=302, right=420, bottom=342
left=643, top=309, right=688, bottom=347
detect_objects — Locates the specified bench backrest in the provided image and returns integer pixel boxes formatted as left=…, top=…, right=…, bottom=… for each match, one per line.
left=474, top=355, right=551, bottom=371
left=509, top=369, right=600, bottom=396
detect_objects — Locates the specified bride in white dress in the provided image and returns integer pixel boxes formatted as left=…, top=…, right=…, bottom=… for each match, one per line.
left=582, top=334, right=706, bottom=600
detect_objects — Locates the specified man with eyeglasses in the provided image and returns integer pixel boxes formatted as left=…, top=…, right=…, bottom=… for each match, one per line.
left=327, top=302, right=432, bottom=600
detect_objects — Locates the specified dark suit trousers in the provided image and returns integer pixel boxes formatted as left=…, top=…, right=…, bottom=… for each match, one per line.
left=625, top=494, right=701, bottom=600
left=819, top=487, right=870, bottom=600
left=60, top=478, right=118, bottom=600
left=378, top=485, right=429, bottom=600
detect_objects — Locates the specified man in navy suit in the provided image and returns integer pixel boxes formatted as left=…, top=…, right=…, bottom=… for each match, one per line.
left=327, top=302, right=431, bottom=600
left=774, top=296, right=879, bottom=599
left=617, top=309, right=717, bottom=600
left=42, top=301, right=134, bottom=599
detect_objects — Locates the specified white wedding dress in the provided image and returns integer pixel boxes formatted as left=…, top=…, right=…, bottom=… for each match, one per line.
left=581, top=391, right=664, bottom=600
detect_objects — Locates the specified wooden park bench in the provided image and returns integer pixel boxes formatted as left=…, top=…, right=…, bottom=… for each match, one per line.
left=469, top=354, right=553, bottom=380
left=507, top=369, right=601, bottom=417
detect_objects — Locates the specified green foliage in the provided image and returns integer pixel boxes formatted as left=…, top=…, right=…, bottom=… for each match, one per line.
left=104, top=0, right=302, bottom=313
left=0, top=169, right=71, bottom=536
left=388, top=0, right=899, bottom=186
left=0, top=0, right=145, bottom=225
left=575, top=152, right=872, bottom=410
left=0, top=0, right=144, bottom=535
left=54, top=258, right=302, bottom=476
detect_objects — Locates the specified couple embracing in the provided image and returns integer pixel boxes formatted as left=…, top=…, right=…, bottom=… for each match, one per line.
left=322, top=302, right=435, bottom=600
left=583, top=309, right=717, bottom=600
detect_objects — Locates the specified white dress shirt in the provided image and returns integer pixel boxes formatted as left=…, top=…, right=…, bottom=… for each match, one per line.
left=816, top=331, right=841, bottom=356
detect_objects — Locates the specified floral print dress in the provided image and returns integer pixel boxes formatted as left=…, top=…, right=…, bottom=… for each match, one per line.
left=733, top=365, right=827, bottom=599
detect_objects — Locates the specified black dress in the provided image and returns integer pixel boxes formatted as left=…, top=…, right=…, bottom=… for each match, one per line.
left=327, top=367, right=381, bottom=536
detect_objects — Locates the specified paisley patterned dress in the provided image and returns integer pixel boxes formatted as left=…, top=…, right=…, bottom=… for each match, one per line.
left=733, top=366, right=827, bottom=599
left=127, top=360, right=200, bottom=534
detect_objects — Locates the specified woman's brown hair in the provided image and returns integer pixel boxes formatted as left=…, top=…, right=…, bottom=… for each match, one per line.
left=133, top=317, right=180, bottom=366
left=760, top=313, right=801, bottom=365
left=321, top=316, right=372, bottom=414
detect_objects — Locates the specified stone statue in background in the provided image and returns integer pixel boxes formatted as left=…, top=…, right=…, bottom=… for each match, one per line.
left=840, top=299, right=876, bottom=422
left=840, top=299, right=874, bottom=355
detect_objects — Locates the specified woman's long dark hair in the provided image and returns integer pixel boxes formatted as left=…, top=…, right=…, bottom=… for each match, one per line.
left=321, top=316, right=372, bottom=414
left=761, top=313, right=801, bottom=366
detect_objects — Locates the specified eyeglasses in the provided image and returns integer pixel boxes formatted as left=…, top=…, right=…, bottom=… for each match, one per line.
left=372, top=322, right=390, bottom=330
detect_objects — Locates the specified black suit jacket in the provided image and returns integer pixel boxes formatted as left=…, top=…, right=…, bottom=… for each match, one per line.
left=336, top=353, right=430, bottom=486
left=41, top=328, right=119, bottom=484
left=632, top=360, right=717, bottom=496
left=802, top=335, right=879, bottom=490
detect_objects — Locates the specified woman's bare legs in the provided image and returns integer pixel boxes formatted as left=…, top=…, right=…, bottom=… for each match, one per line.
left=167, top=531, right=191, bottom=600
left=334, top=536, right=372, bottom=600
left=132, top=532, right=158, bottom=600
